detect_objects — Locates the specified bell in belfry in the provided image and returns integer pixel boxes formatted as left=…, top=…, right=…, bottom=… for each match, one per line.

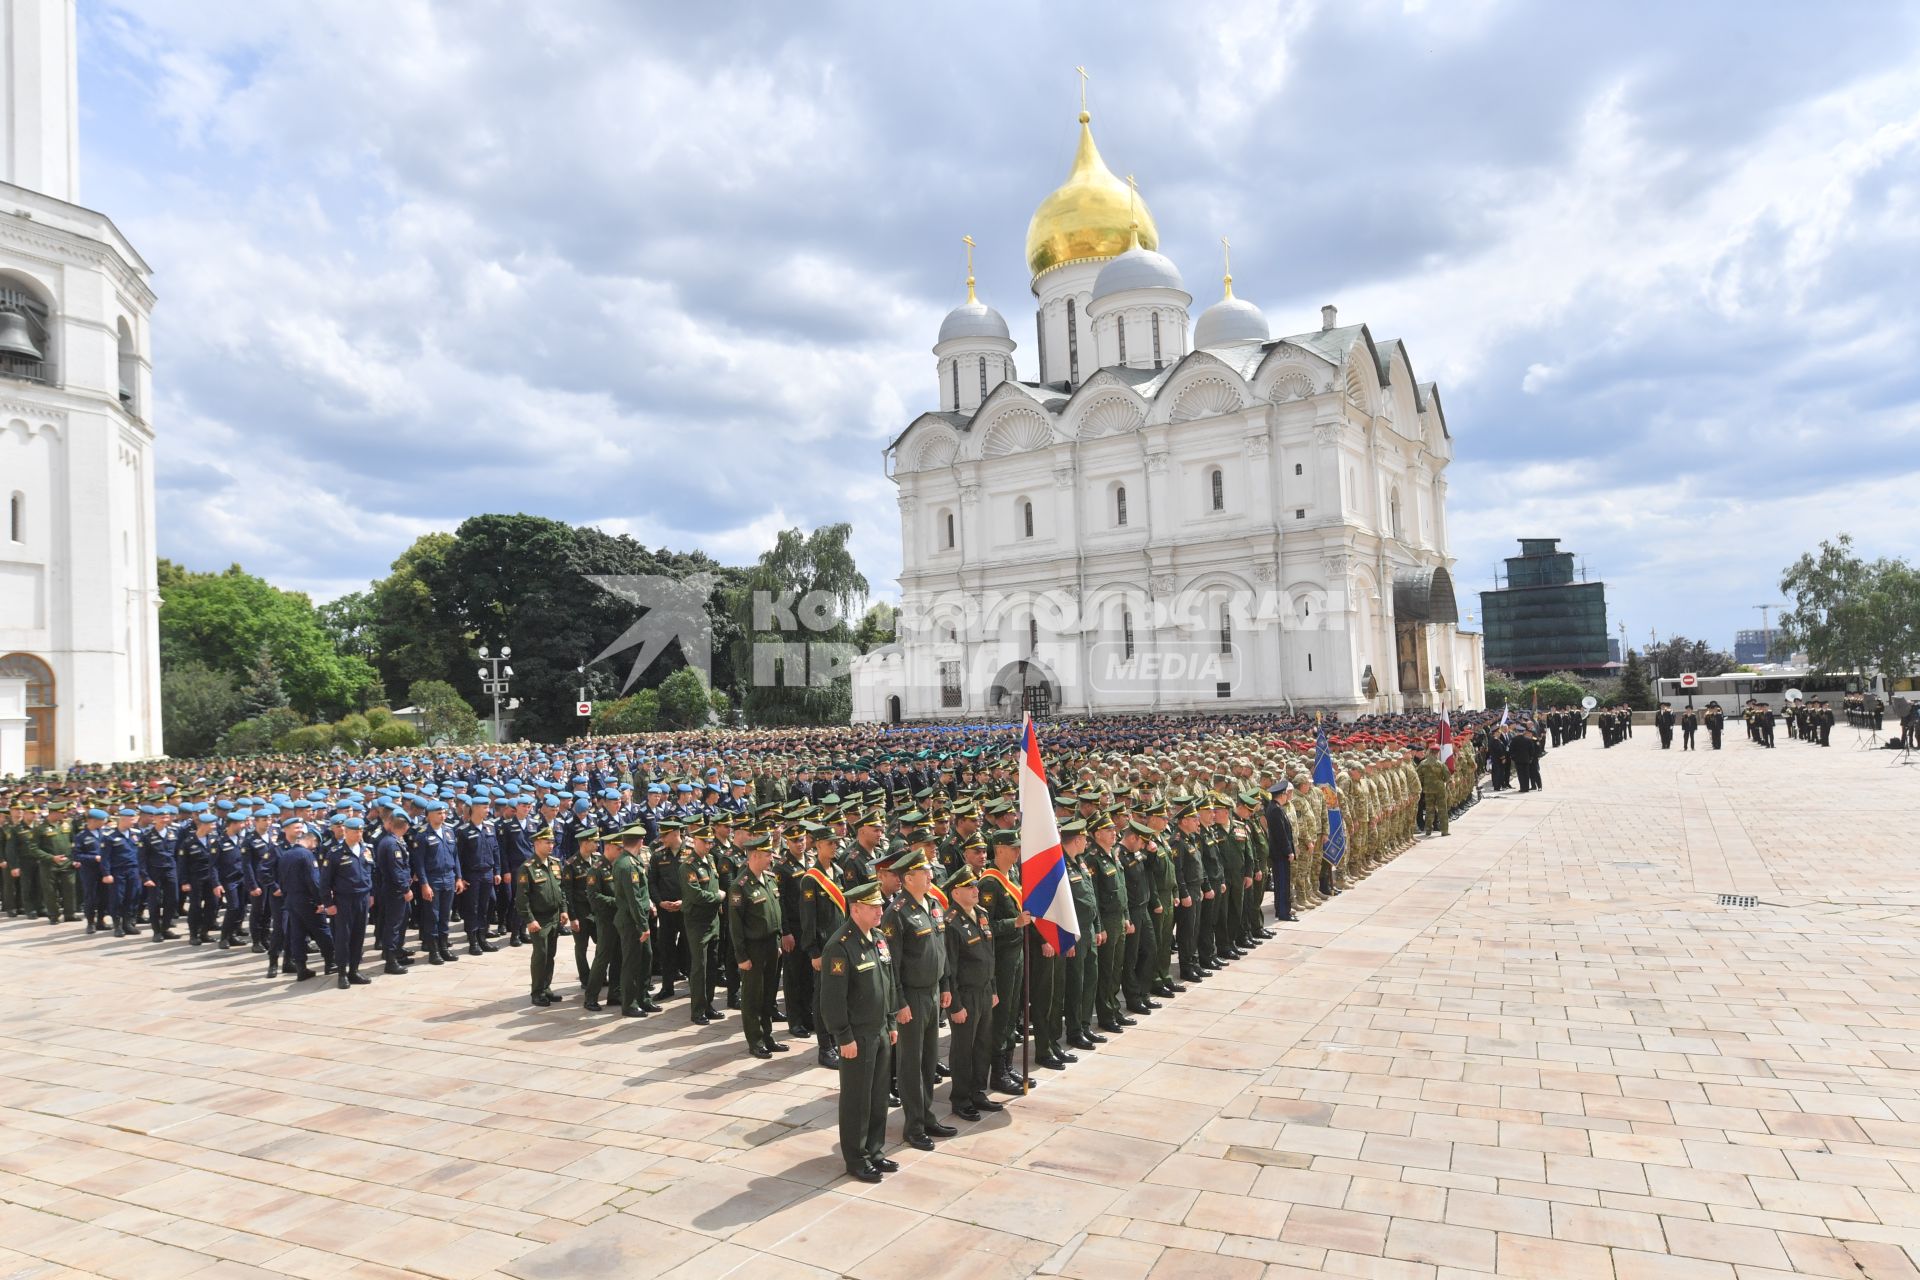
left=0, top=308, right=43, bottom=361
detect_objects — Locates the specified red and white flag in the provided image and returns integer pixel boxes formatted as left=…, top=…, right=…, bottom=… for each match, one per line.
left=1436, top=707, right=1456, bottom=772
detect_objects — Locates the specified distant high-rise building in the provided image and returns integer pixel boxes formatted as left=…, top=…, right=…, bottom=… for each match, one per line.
left=1478, top=539, right=1611, bottom=676
left=1733, top=629, right=1775, bottom=665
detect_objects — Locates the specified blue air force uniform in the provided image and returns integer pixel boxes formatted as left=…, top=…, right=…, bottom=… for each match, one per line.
left=102, top=820, right=143, bottom=932
left=409, top=813, right=459, bottom=958
left=325, top=826, right=375, bottom=986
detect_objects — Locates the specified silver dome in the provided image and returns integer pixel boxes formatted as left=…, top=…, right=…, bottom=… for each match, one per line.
left=937, top=301, right=1011, bottom=344
left=1091, top=247, right=1186, bottom=301
left=1194, top=295, right=1269, bottom=348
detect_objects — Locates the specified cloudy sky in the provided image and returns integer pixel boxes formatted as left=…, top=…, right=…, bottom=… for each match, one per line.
left=77, top=0, right=1920, bottom=652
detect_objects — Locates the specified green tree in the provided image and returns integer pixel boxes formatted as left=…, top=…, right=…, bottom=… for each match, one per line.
left=1618, top=649, right=1654, bottom=710
left=217, top=707, right=305, bottom=756
left=1483, top=669, right=1522, bottom=710
left=592, top=689, right=659, bottom=735
left=239, top=643, right=290, bottom=716
left=160, top=660, right=244, bottom=757
left=280, top=725, right=335, bottom=754
left=1646, top=635, right=1735, bottom=680
left=1779, top=535, right=1920, bottom=685
left=369, top=721, right=422, bottom=749
left=658, top=665, right=714, bottom=729
left=1523, top=674, right=1589, bottom=708
left=854, top=601, right=897, bottom=652
left=731, top=522, right=868, bottom=725
left=369, top=533, right=474, bottom=700
left=160, top=563, right=381, bottom=719
left=317, top=589, right=380, bottom=662
left=407, top=679, right=481, bottom=745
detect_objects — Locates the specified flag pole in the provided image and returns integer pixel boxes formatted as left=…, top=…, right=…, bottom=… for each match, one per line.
left=1019, top=713, right=1032, bottom=1097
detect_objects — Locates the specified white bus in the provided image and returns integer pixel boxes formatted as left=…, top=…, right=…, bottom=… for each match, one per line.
left=1654, top=672, right=1887, bottom=711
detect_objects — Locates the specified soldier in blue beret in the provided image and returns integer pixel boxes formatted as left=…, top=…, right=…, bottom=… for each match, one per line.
left=324, top=818, right=375, bottom=988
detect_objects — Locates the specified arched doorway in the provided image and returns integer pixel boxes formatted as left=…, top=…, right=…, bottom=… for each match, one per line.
left=0, top=653, right=54, bottom=772
left=988, top=658, right=1061, bottom=719
left=886, top=695, right=902, bottom=725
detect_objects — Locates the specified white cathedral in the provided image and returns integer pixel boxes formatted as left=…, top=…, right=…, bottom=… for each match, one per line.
left=852, top=106, right=1483, bottom=723
left=0, top=0, right=162, bottom=772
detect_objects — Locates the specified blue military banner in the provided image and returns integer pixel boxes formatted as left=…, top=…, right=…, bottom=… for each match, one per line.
left=1313, top=721, right=1346, bottom=866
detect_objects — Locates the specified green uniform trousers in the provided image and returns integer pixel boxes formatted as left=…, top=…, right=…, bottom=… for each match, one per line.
left=948, top=982, right=992, bottom=1109
left=897, top=985, right=940, bottom=1138
left=585, top=908, right=624, bottom=1006
left=991, top=943, right=1024, bottom=1055
left=739, top=935, right=778, bottom=1049
left=838, top=1030, right=892, bottom=1172
left=1096, top=927, right=1124, bottom=1022
left=527, top=917, right=561, bottom=994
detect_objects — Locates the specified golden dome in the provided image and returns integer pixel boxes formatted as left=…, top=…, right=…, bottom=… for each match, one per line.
left=1024, top=112, right=1159, bottom=280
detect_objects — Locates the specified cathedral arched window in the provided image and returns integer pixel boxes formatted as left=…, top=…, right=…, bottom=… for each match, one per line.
left=117, top=318, right=138, bottom=416
left=1389, top=488, right=1403, bottom=539
left=1028, top=617, right=1039, bottom=654
left=943, top=510, right=956, bottom=549
left=1021, top=500, right=1034, bottom=539
left=0, top=277, right=54, bottom=386
left=950, top=359, right=959, bottom=410
left=1066, top=298, right=1079, bottom=384
left=1115, top=485, right=1128, bottom=528
left=1117, top=315, right=1127, bottom=365
left=1209, top=468, right=1225, bottom=512
left=979, top=357, right=988, bottom=401
left=1151, top=313, right=1163, bottom=368
left=1219, top=604, right=1232, bottom=655
left=8, top=492, right=21, bottom=543
left=1122, top=609, right=1135, bottom=659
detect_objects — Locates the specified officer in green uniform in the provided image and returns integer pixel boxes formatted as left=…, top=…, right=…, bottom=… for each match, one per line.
left=1170, top=802, right=1205, bottom=982
left=515, top=828, right=570, bottom=1006
left=580, top=828, right=625, bottom=1011
left=0, top=799, right=18, bottom=917
left=1415, top=748, right=1450, bottom=836
left=1144, top=804, right=1180, bottom=996
left=979, top=831, right=1032, bottom=1093
left=1064, top=821, right=1101, bottom=1051
left=647, top=823, right=686, bottom=1000
left=1088, top=813, right=1132, bottom=1034
left=879, top=846, right=953, bottom=1150
left=799, top=823, right=848, bottom=1066
left=560, top=831, right=596, bottom=989
left=1118, top=818, right=1161, bottom=1014
left=728, top=834, right=787, bottom=1057
left=681, top=824, right=726, bottom=1024
left=942, top=865, right=1001, bottom=1120
left=819, top=880, right=898, bottom=1183
left=613, top=827, right=658, bottom=1017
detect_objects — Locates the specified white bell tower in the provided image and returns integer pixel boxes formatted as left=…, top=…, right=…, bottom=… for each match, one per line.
left=2, top=0, right=80, bottom=203
left=0, top=0, right=163, bottom=768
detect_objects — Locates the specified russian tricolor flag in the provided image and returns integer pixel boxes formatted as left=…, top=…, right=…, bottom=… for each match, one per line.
left=1017, top=714, right=1078, bottom=955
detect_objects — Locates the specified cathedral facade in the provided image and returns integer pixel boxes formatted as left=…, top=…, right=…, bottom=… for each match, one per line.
left=852, top=107, right=1482, bottom=723
left=0, top=0, right=162, bottom=771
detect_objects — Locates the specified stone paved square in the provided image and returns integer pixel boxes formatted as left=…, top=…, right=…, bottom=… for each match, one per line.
left=3, top=733, right=1918, bottom=1279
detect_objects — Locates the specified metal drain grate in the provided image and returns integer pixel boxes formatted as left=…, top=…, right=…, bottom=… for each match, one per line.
left=1717, top=894, right=1759, bottom=908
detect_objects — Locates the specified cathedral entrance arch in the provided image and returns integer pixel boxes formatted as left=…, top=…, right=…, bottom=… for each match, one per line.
left=886, top=695, right=902, bottom=725
left=988, top=658, right=1060, bottom=719
left=0, top=653, right=54, bottom=772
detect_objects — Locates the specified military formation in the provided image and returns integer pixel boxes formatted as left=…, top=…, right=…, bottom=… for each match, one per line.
left=2, top=711, right=1494, bottom=1181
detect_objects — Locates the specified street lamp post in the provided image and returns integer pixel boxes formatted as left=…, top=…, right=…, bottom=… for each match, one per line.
left=477, top=646, right=518, bottom=743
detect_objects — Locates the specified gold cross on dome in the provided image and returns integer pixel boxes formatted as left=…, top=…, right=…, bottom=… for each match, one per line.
left=1075, top=66, right=1089, bottom=114
left=962, top=235, right=977, bottom=303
